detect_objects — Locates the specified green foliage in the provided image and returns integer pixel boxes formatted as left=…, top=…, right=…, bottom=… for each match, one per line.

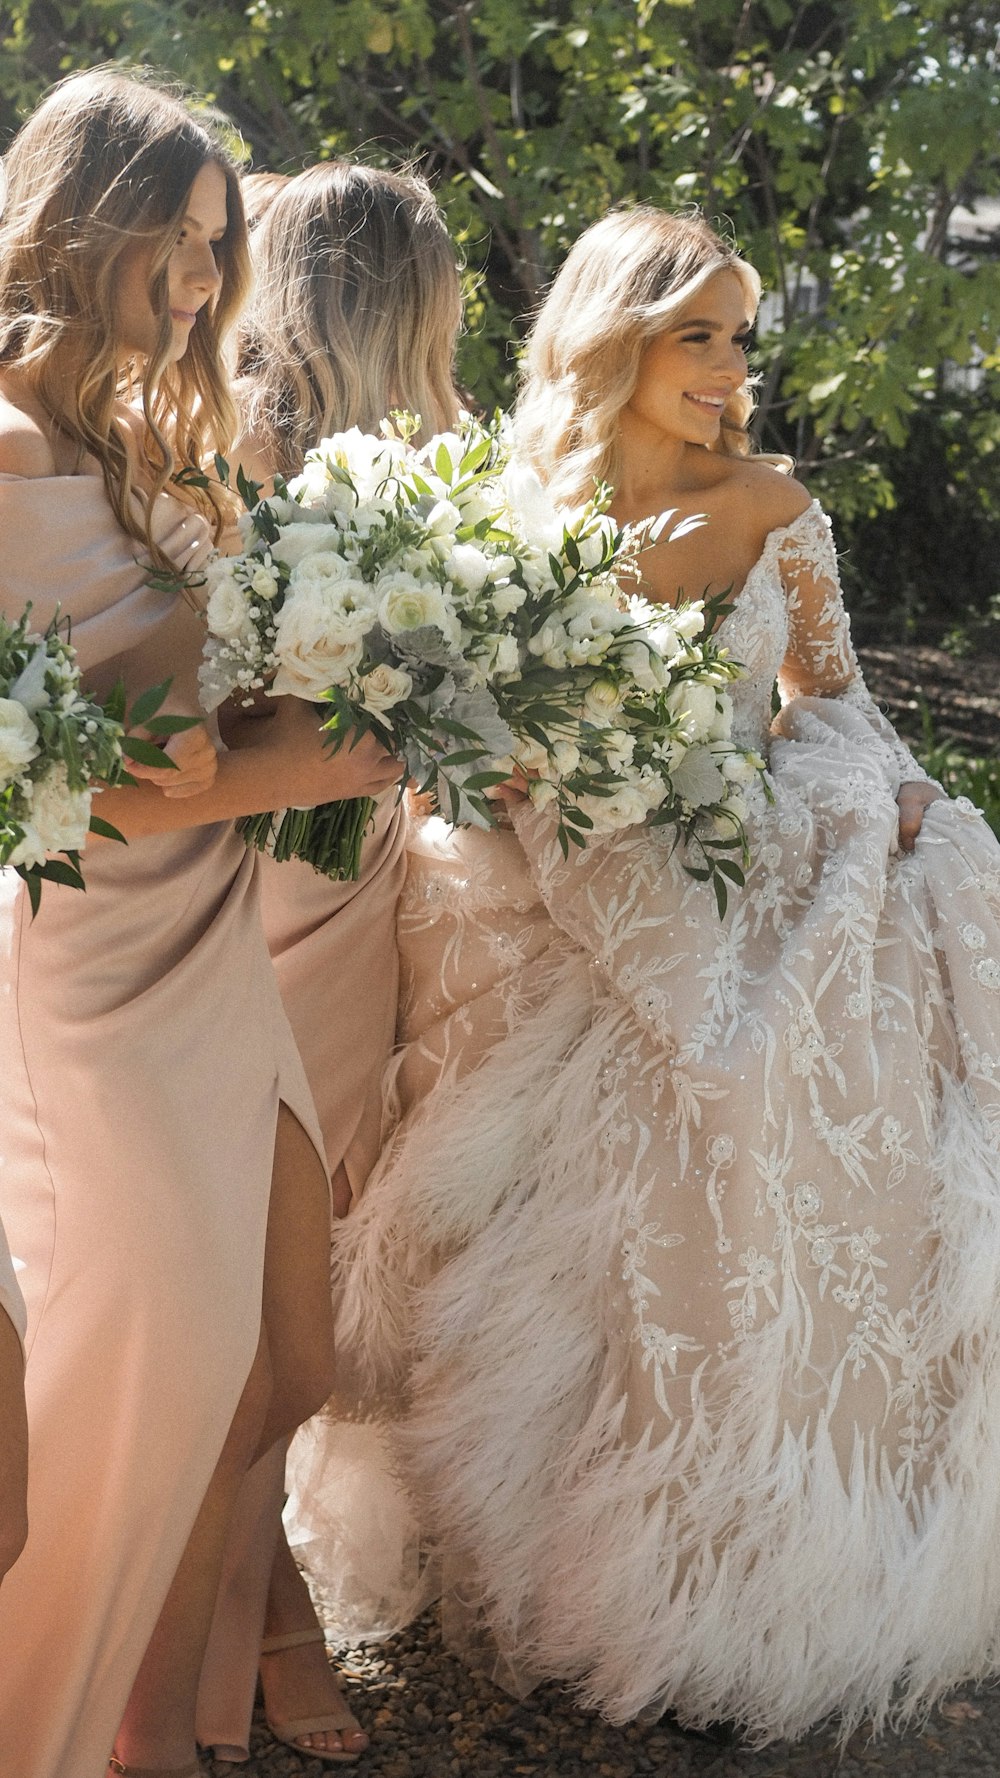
left=1, top=0, right=999, bottom=565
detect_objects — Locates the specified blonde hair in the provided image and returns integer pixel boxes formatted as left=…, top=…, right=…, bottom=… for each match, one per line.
left=237, top=161, right=463, bottom=479
left=515, top=208, right=763, bottom=509
left=241, top=170, right=290, bottom=232
left=0, top=67, right=251, bottom=561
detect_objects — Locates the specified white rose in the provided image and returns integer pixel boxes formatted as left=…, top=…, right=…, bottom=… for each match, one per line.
left=288, top=549, right=355, bottom=588
left=527, top=778, right=559, bottom=810
left=9, top=763, right=91, bottom=867
left=274, top=525, right=348, bottom=574
left=666, top=679, right=720, bottom=743
left=0, top=697, right=40, bottom=780
left=359, top=663, right=413, bottom=714
left=203, top=561, right=256, bottom=644
left=720, top=749, right=759, bottom=785
left=272, top=593, right=366, bottom=697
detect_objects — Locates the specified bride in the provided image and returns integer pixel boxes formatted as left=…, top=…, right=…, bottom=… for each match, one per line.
left=291, top=207, right=1000, bottom=1743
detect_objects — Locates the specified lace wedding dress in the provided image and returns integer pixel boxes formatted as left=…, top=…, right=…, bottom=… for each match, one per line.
left=286, top=501, right=1000, bottom=1742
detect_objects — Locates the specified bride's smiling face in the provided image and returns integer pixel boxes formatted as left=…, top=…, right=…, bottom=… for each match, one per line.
left=623, top=269, right=755, bottom=446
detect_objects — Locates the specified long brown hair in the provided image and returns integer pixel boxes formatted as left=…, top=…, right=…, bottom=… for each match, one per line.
left=0, top=67, right=251, bottom=561
left=237, top=160, right=463, bottom=479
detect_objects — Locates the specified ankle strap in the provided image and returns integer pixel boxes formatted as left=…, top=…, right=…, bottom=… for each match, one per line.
left=108, top=1760, right=202, bottom=1777
left=260, top=1626, right=327, bottom=1654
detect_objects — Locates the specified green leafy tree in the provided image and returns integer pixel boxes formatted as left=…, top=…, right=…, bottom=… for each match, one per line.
left=2, top=0, right=998, bottom=588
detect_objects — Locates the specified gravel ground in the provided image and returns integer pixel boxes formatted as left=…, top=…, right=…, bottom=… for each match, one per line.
left=209, top=1609, right=1000, bottom=1778
left=217, top=640, right=1000, bottom=1778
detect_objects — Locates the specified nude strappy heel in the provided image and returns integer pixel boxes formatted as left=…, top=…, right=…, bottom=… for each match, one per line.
left=260, top=1627, right=368, bottom=1765
left=107, top=1760, right=203, bottom=1777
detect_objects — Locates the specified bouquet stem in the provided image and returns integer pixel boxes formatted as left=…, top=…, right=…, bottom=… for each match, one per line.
left=237, top=796, right=377, bottom=881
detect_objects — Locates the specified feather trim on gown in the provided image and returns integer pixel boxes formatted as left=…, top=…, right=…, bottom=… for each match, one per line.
left=287, top=502, right=1000, bottom=1743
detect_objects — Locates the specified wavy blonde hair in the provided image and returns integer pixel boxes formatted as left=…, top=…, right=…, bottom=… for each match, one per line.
left=237, top=161, right=463, bottom=479
left=0, top=67, right=250, bottom=562
left=515, top=208, right=763, bottom=509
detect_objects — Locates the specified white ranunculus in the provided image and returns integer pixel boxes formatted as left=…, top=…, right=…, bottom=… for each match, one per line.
left=272, top=593, right=366, bottom=697
left=273, top=524, right=346, bottom=570
left=666, top=679, right=719, bottom=744
left=359, top=663, right=413, bottom=714
left=378, top=575, right=457, bottom=641
left=581, top=783, right=649, bottom=833
left=9, top=763, right=91, bottom=866
left=620, top=640, right=673, bottom=693
left=0, top=697, right=40, bottom=780
left=582, top=677, right=625, bottom=725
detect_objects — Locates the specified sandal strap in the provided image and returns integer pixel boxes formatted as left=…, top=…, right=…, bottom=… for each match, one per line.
left=260, top=1626, right=328, bottom=1654
left=269, top=1713, right=351, bottom=1739
left=108, top=1762, right=202, bottom=1777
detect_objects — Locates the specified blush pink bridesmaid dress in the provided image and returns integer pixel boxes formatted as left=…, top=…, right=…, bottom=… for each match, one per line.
left=0, top=472, right=326, bottom=1778
left=195, top=795, right=407, bottom=1759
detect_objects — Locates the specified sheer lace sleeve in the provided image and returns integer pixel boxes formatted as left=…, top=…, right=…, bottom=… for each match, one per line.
left=775, top=502, right=929, bottom=786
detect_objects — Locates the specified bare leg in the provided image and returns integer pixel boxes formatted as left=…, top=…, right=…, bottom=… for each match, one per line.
left=257, top=1157, right=368, bottom=1759
left=113, top=1105, right=335, bottom=1769
left=0, top=1307, right=28, bottom=1583
left=259, top=1527, right=369, bottom=1759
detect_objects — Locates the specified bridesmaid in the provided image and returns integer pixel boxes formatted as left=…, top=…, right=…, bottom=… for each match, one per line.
left=0, top=71, right=400, bottom=1778
left=196, top=161, right=464, bottom=1764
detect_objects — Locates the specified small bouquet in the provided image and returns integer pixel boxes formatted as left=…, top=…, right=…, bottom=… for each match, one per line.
left=0, top=607, right=198, bottom=912
left=199, top=417, right=764, bottom=912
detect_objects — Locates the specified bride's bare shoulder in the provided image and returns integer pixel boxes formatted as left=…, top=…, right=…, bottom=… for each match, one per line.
left=0, top=384, right=57, bottom=478
left=721, top=456, right=813, bottom=533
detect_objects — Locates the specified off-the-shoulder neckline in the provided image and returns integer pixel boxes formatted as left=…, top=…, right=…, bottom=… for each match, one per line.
left=0, top=470, right=107, bottom=486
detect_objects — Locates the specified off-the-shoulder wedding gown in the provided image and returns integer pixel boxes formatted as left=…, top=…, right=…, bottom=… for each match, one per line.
left=288, top=502, right=1000, bottom=1743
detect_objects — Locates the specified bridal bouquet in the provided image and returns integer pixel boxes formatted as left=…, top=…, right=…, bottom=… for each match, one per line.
left=0, top=608, right=199, bottom=911
left=199, top=417, right=762, bottom=910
